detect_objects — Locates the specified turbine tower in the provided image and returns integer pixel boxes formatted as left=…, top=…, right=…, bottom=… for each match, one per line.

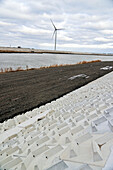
left=51, top=19, right=64, bottom=51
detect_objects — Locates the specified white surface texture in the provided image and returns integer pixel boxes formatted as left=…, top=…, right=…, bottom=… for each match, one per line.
left=1, top=72, right=113, bottom=169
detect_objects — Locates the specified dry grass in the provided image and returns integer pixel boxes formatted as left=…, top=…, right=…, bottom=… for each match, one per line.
left=77, top=60, right=101, bottom=64
left=0, top=60, right=101, bottom=73
left=39, top=64, right=65, bottom=69
left=0, top=66, right=28, bottom=73
left=39, top=60, right=101, bottom=69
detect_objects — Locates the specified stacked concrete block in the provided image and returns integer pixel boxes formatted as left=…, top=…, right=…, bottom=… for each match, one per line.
left=1, top=72, right=113, bottom=169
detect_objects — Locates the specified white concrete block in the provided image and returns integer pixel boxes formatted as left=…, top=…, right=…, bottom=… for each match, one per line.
left=2, top=157, right=22, bottom=169
left=108, top=120, right=113, bottom=132
left=87, top=113, right=98, bottom=121
left=76, top=115, right=85, bottom=122
left=79, top=164, right=93, bottom=170
left=58, top=127, right=70, bottom=136
left=44, top=145, right=63, bottom=159
left=46, top=160, right=68, bottom=170
left=84, top=121, right=89, bottom=126
left=6, top=146, right=19, bottom=156
left=93, top=116, right=107, bottom=126
left=95, top=133, right=113, bottom=145
left=48, top=123, right=57, bottom=131
left=69, top=149, right=77, bottom=158
left=92, top=141, right=103, bottom=162
left=71, top=125, right=84, bottom=135
left=23, top=152, right=33, bottom=168
left=65, top=137, right=71, bottom=144
left=27, top=135, right=39, bottom=145
left=72, top=122, right=76, bottom=127
left=57, top=122, right=68, bottom=130
left=51, top=137, right=57, bottom=144
left=34, top=165, right=39, bottom=170
left=20, top=162, right=26, bottom=170
left=33, top=145, right=49, bottom=157
left=0, top=156, right=13, bottom=167
left=75, top=133, right=92, bottom=145
left=36, top=136, right=50, bottom=146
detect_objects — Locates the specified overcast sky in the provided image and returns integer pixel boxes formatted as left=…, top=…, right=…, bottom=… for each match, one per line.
left=0, top=0, right=113, bottom=53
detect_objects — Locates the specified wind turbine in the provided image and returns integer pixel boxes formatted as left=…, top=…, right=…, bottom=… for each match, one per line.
left=51, top=19, right=64, bottom=51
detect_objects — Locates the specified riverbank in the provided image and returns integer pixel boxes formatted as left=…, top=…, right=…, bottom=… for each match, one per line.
left=0, top=47, right=113, bottom=56
left=0, top=61, right=113, bottom=123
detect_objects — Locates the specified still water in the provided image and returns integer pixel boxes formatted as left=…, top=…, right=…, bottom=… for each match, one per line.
left=0, top=53, right=113, bottom=70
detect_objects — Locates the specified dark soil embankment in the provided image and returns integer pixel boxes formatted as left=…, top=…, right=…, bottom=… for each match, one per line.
left=0, top=61, right=113, bottom=123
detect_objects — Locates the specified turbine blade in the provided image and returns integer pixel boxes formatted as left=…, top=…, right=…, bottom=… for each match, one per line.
left=52, top=30, right=56, bottom=39
left=57, top=28, right=65, bottom=30
left=50, top=19, right=56, bottom=29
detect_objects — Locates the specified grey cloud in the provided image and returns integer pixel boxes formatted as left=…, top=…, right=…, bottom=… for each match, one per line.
left=0, top=0, right=113, bottom=52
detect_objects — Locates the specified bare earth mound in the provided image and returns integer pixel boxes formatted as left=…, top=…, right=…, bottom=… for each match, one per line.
left=0, top=61, right=113, bottom=123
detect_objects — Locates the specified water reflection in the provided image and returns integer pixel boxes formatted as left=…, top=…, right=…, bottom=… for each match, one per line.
left=0, top=53, right=113, bottom=70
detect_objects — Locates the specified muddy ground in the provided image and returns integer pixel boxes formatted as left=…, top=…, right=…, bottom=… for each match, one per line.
left=0, top=61, right=113, bottom=123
